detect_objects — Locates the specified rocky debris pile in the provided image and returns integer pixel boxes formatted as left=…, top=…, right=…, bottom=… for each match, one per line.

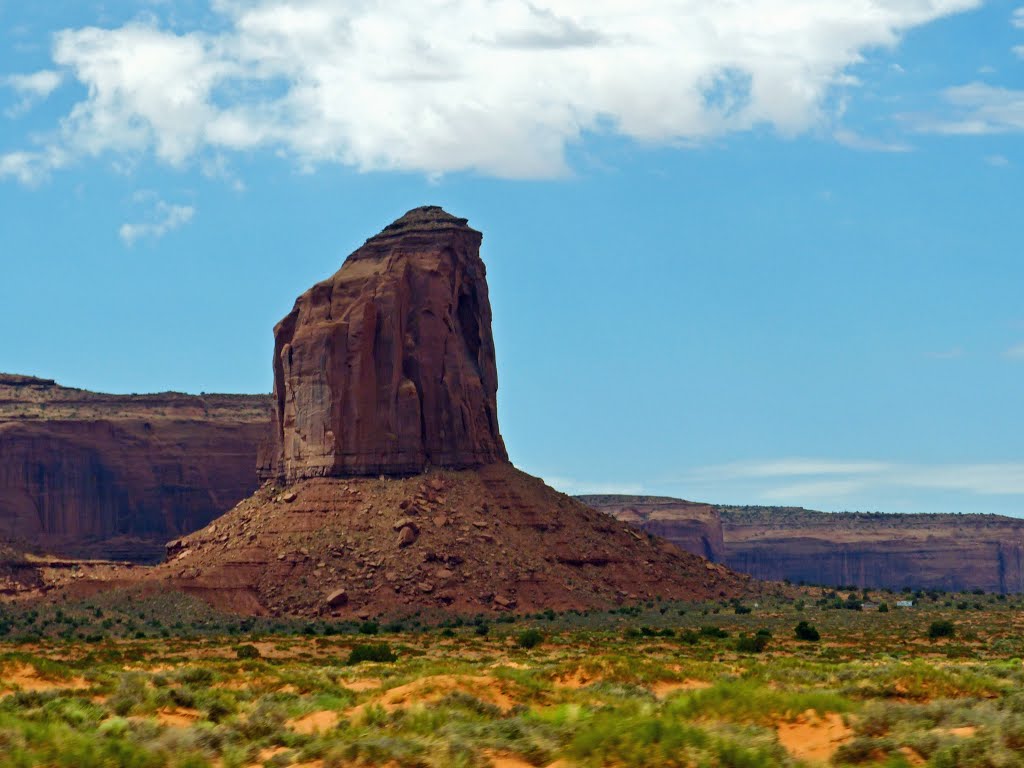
left=157, top=464, right=758, bottom=617
left=263, top=205, right=507, bottom=481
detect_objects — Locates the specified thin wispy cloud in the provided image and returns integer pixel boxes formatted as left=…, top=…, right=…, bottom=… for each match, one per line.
left=1005, top=343, right=1024, bottom=360
left=681, top=458, right=1024, bottom=504
left=833, top=129, right=912, bottom=153
left=0, top=147, right=69, bottom=185
left=537, top=475, right=647, bottom=497
left=2, top=69, right=63, bottom=117
left=917, top=82, right=1024, bottom=135
left=1013, top=7, right=1024, bottom=28
left=0, top=0, right=982, bottom=182
left=119, top=198, right=196, bottom=246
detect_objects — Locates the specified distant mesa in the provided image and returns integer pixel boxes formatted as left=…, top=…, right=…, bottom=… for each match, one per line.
left=582, top=495, right=1024, bottom=594
left=0, top=373, right=57, bottom=388
left=0, top=373, right=271, bottom=562
left=263, top=205, right=507, bottom=481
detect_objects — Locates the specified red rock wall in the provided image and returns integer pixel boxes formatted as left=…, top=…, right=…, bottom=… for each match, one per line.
left=576, top=495, right=725, bottom=562
left=585, top=495, right=1024, bottom=594
left=720, top=509, right=1024, bottom=594
left=0, top=376, right=271, bottom=562
left=265, top=207, right=507, bottom=480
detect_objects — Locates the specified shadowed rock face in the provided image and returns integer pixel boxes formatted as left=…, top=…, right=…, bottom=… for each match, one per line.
left=576, top=495, right=725, bottom=563
left=264, top=206, right=508, bottom=481
left=0, top=374, right=272, bottom=562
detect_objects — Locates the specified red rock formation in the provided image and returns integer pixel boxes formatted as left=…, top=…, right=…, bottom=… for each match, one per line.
left=576, top=495, right=725, bottom=562
left=0, top=374, right=272, bottom=562
left=718, top=507, right=1024, bottom=594
left=137, top=208, right=759, bottom=616
left=583, top=494, right=1024, bottom=594
left=156, top=465, right=755, bottom=617
left=264, top=206, right=507, bottom=480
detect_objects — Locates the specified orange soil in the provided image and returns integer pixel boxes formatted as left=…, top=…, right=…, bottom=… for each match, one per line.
left=776, top=710, right=853, bottom=764
left=288, top=710, right=340, bottom=735
left=348, top=674, right=516, bottom=719
left=0, top=664, right=88, bottom=695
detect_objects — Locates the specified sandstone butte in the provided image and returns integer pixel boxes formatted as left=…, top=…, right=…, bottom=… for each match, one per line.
left=581, top=495, right=1024, bottom=594
left=0, top=373, right=271, bottom=562
left=143, top=207, right=759, bottom=616
left=261, top=205, right=507, bottom=480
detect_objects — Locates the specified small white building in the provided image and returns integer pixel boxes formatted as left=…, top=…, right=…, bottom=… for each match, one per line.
left=896, top=600, right=914, bottom=608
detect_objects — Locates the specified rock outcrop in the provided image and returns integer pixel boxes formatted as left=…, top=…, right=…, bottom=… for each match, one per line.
left=145, top=207, right=758, bottom=616
left=576, top=495, right=725, bottom=562
left=0, top=374, right=272, bottom=562
left=718, top=506, right=1024, bottom=594
left=264, top=206, right=507, bottom=481
left=582, top=495, right=1024, bottom=594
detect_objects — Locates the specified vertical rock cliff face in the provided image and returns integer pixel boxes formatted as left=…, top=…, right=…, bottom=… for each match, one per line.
left=575, top=495, right=726, bottom=563
left=0, top=374, right=272, bottom=561
left=718, top=507, right=1024, bottom=594
left=265, top=206, right=508, bottom=481
left=583, top=494, right=1024, bottom=594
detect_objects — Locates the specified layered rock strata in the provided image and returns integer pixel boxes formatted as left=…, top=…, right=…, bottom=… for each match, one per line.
left=576, top=495, right=725, bottom=562
left=264, top=206, right=507, bottom=481
left=718, top=506, right=1024, bottom=594
left=582, top=495, right=1024, bottom=594
left=0, top=374, right=272, bottom=562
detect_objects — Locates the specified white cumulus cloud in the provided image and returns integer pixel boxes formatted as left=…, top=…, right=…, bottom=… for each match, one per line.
left=119, top=198, right=196, bottom=245
left=0, top=0, right=982, bottom=181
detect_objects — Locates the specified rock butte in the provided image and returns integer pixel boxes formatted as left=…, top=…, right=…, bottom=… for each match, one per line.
left=144, top=207, right=758, bottom=616
left=263, top=205, right=507, bottom=481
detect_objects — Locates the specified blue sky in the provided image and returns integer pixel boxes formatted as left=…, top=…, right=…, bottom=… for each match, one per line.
left=1, top=1, right=1022, bottom=516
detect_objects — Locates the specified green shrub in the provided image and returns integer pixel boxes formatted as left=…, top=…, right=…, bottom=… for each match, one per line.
left=234, top=644, right=261, bottom=660
left=795, top=621, right=820, bottom=641
left=699, top=626, right=729, bottom=639
left=928, top=620, right=955, bottom=639
left=347, top=643, right=397, bottom=664
left=358, top=621, right=379, bottom=635
left=517, top=629, right=544, bottom=649
left=736, top=633, right=769, bottom=653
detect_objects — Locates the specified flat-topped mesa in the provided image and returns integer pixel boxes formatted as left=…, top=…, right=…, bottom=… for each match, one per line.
left=0, top=373, right=57, bottom=388
left=264, top=206, right=508, bottom=481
